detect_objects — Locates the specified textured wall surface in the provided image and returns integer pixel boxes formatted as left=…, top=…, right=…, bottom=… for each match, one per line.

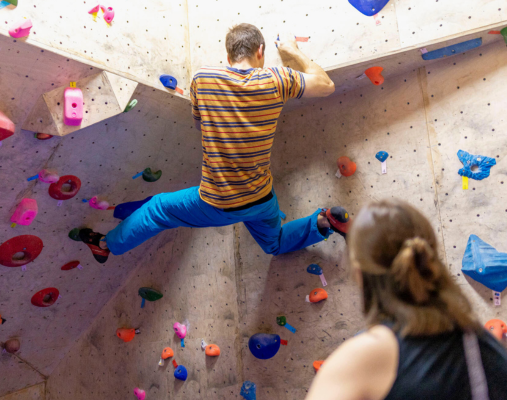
left=0, top=383, right=45, bottom=400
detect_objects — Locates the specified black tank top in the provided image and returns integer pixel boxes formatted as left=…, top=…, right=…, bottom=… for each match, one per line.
left=384, top=328, right=507, bottom=400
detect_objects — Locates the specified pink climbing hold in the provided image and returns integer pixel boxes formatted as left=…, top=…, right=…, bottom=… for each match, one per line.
left=10, top=199, right=38, bottom=226
left=0, top=110, right=15, bottom=142
left=9, top=19, right=32, bottom=38
left=133, top=388, right=146, bottom=400
left=88, top=4, right=100, bottom=14
left=64, top=87, right=83, bottom=126
left=103, top=6, right=114, bottom=24
left=89, top=196, right=109, bottom=210
left=38, top=169, right=60, bottom=184
left=173, top=322, right=187, bottom=339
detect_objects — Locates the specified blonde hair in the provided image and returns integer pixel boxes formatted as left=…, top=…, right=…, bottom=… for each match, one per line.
left=349, top=199, right=480, bottom=336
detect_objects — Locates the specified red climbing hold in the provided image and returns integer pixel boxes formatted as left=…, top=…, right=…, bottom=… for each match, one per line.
left=309, top=288, right=328, bottom=303
left=48, top=175, right=81, bottom=200
left=116, top=328, right=136, bottom=343
left=31, top=287, right=59, bottom=307
left=337, top=156, right=357, bottom=177
left=35, top=132, right=53, bottom=140
left=365, top=66, right=384, bottom=86
left=485, top=319, right=507, bottom=341
left=205, top=344, right=221, bottom=357
left=0, top=235, right=43, bottom=267
left=61, top=260, right=81, bottom=271
left=0, top=110, right=15, bottom=141
left=313, top=360, right=324, bottom=372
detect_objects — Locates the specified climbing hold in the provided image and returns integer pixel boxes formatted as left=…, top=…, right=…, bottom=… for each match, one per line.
left=4, top=0, right=18, bottom=6
left=422, top=38, right=482, bottom=61
left=10, top=199, right=38, bottom=226
left=174, top=365, right=188, bottom=381
left=142, top=168, right=162, bottom=182
left=103, top=6, right=114, bottom=24
left=308, top=288, right=328, bottom=303
left=124, top=99, right=138, bottom=113
left=325, top=207, right=350, bottom=238
left=31, top=288, right=59, bottom=307
left=1, top=314, right=5, bottom=324
left=313, top=360, right=324, bottom=372
left=68, top=228, right=82, bottom=242
left=48, top=175, right=81, bottom=200
left=4, top=338, right=20, bottom=354
left=61, top=260, right=81, bottom=271
left=133, top=388, right=146, bottom=400
left=35, top=132, right=53, bottom=140
left=159, top=346, right=174, bottom=365
left=375, top=151, right=388, bottom=162
left=276, top=316, right=287, bottom=326
left=501, top=27, right=507, bottom=45
left=365, top=66, right=384, bottom=86
left=457, top=150, right=496, bottom=180
left=0, top=235, right=43, bottom=267
left=336, top=156, right=356, bottom=178
left=307, top=264, right=323, bottom=275
left=348, top=0, right=390, bottom=16
left=38, top=169, right=60, bottom=184
left=89, top=196, right=110, bottom=210
left=116, top=328, right=139, bottom=343
left=88, top=4, right=100, bottom=14
left=64, top=87, right=83, bottom=126
left=240, top=381, right=256, bottom=400
left=173, top=322, right=187, bottom=339
left=113, top=196, right=153, bottom=220
left=160, top=75, right=177, bottom=90
left=9, top=19, right=32, bottom=38
left=205, top=344, right=221, bottom=357
left=138, top=288, right=163, bottom=309
left=0, top=110, right=15, bottom=142
left=248, top=333, right=281, bottom=359
left=462, top=235, right=507, bottom=292
left=485, top=319, right=507, bottom=341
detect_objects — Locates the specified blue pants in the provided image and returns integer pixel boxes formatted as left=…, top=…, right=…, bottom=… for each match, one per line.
left=106, top=187, right=331, bottom=256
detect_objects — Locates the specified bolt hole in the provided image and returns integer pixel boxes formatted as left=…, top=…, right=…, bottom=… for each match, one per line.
left=72, top=103, right=77, bottom=108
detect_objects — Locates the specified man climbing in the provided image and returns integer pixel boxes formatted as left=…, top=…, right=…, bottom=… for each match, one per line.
left=74, top=24, right=348, bottom=263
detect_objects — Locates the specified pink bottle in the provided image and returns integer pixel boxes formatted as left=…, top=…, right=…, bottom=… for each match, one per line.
left=9, top=19, right=32, bottom=38
left=89, top=196, right=109, bottom=210
left=64, top=87, right=83, bottom=126
left=38, top=169, right=59, bottom=184
left=173, top=322, right=187, bottom=339
left=10, top=199, right=38, bottom=226
left=133, top=388, right=146, bottom=400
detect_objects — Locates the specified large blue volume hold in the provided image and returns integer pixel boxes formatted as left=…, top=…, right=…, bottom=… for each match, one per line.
left=160, top=74, right=178, bottom=90
left=240, top=381, right=257, bottom=400
left=348, top=0, right=390, bottom=16
left=248, top=333, right=281, bottom=360
left=457, top=150, right=496, bottom=181
left=174, top=365, right=188, bottom=381
left=113, top=196, right=153, bottom=220
left=462, top=235, right=507, bottom=292
left=422, top=38, right=482, bottom=61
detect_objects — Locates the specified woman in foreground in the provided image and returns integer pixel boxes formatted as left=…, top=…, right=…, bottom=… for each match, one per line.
left=306, top=200, right=507, bottom=400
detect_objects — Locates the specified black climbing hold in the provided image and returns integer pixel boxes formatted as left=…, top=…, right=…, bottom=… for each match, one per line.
left=138, top=287, right=163, bottom=302
left=142, top=168, right=162, bottom=182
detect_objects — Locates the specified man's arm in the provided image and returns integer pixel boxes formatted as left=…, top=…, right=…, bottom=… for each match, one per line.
left=276, top=33, right=335, bottom=98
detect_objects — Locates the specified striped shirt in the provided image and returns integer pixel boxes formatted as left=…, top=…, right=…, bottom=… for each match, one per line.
left=190, top=66, right=305, bottom=209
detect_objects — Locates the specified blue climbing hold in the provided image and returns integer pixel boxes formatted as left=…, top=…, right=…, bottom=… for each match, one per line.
left=307, top=264, right=323, bottom=275
left=422, top=38, right=482, bottom=61
left=160, top=74, right=178, bottom=90
left=348, top=0, right=390, bottom=16
left=248, top=333, right=281, bottom=360
left=462, top=235, right=507, bottom=292
left=376, top=151, right=388, bottom=162
left=113, top=196, right=153, bottom=220
left=457, top=150, right=496, bottom=181
left=174, top=365, right=188, bottom=381
left=240, top=381, right=257, bottom=400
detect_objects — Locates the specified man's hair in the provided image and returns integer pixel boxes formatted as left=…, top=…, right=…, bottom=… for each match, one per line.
left=226, top=23, right=265, bottom=63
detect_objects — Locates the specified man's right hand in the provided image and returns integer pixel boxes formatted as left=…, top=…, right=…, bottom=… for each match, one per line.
left=275, top=32, right=299, bottom=56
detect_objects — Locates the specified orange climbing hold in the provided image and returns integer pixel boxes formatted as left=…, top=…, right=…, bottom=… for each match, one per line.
left=485, top=319, right=507, bottom=341
left=313, top=360, right=324, bottom=372
left=337, top=156, right=357, bottom=177
left=116, top=328, right=136, bottom=343
left=365, top=66, right=384, bottom=86
left=205, top=344, right=221, bottom=357
left=309, top=288, right=328, bottom=303
left=162, top=347, right=174, bottom=359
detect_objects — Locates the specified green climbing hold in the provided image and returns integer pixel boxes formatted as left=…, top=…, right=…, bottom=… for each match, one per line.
left=138, top=287, right=163, bottom=302
left=124, top=99, right=138, bottom=113
left=142, top=168, right=162, bottom=182
left=276, top=316, right=287, bottom=326
left=68, top=228, right=82, bottom=242
left=501, top=27, right=507, bottom=45
left=5, top=0, right=18, bottom=6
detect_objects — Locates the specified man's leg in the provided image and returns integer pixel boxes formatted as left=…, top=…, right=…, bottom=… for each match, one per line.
left=242, top=192, right=332, bottom=256
left=76, top=187, right=234, bottom=261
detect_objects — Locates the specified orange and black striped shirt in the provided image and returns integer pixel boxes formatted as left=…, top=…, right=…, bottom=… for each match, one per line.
left=190, top=66, right=305, bottom=209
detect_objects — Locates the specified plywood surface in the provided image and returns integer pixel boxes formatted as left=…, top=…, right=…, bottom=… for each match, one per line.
left=0, top=354, right=45, bottom=397
left=0, top=383, right=45, bottom=400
